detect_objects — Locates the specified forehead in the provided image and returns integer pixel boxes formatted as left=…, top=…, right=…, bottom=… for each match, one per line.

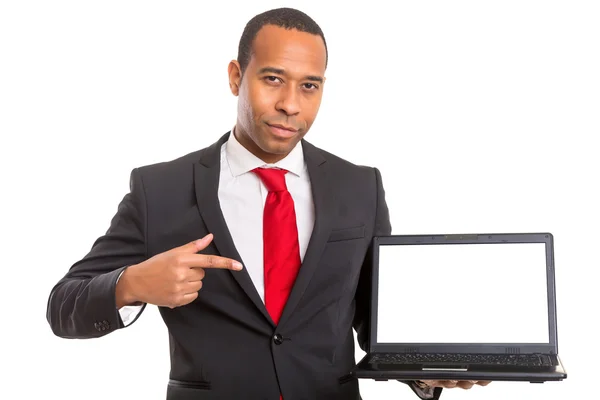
left=250, top=25, right=326, bottom=77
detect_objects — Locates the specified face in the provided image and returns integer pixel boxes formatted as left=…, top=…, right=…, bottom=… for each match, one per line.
left=228, top=24, right=327, bottom=163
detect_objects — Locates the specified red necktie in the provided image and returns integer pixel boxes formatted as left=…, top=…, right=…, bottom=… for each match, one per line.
left=252, top=167, right=301, bottom=325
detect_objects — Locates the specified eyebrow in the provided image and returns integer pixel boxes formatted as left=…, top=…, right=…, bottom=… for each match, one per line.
left=257, top=67, right=324, bottom=84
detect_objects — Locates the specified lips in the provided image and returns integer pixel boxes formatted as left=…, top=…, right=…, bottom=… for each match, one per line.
left=267, top=123, right=298, bottom=133
left=266, top=123, right=299, bottom=139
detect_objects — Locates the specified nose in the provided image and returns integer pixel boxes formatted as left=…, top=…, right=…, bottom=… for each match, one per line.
left=275, top=85, right=301, bottom=116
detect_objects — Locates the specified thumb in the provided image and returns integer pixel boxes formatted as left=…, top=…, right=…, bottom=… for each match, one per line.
left=178, top=233, right=214, bottom=253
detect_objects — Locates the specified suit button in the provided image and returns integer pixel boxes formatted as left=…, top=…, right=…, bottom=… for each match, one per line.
left=273, top=334, right=283, bottom=345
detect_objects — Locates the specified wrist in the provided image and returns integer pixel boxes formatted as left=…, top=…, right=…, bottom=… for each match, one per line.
left=116, top=265, right=141, bottom=308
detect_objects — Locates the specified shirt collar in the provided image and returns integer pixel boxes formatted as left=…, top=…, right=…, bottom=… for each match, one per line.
left=225, top=126, right=305, bottom=177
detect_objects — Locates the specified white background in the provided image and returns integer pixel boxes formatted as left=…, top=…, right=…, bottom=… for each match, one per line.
left=1, top=1, right=598, bottom=399
left=377, top=243, right=549, bottom=343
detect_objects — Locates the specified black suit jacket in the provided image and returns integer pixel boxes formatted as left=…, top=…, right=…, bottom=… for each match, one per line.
left=47, top=132, right=437, bottom=399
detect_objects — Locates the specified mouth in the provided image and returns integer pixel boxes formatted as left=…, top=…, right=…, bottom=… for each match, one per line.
left=266, top=123, right=299, bottom=139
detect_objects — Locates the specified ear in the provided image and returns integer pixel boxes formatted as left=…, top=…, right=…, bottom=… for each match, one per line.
left=228, top=60, right=242, bottom=96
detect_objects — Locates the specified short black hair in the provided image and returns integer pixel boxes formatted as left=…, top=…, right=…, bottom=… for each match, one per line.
left=237, top=7, right=328, bottom=78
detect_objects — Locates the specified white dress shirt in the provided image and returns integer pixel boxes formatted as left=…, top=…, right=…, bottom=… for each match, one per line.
left=118, top=128, right=314, bottom=323
left=218, top=127, right=315, bottom=301
left=115, top=130, right=434, bottom=399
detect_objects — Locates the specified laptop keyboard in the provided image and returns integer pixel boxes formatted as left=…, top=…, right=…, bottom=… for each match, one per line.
left=369, top=353, right=555, bottom=367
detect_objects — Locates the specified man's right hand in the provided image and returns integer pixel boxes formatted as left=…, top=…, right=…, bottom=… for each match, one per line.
left=115, top=233, right=243, bottom=309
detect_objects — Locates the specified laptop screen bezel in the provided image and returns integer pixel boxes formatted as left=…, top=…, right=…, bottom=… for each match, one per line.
left=368, top=233, right=558, bottom=354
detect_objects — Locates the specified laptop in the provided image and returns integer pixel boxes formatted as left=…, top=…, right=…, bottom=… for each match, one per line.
left=353, top=233, right=567, bottom=383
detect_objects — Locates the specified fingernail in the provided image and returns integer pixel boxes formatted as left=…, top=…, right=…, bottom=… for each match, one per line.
left=469, top=380, right=478, bottom=383
left=233, top=261, right=243, bottom=270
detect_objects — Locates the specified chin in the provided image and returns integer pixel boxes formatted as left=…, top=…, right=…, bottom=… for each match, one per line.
left=259, top=133, right=300, bottom=152
left=262, top=141, right=295, bottom=156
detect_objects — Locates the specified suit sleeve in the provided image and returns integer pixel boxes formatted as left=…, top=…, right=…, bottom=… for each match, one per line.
left=353, top=168, right=443, bottom=400
left=46, top=168, right=148, bottom=338
left=353, top=167, right=391, bottom=352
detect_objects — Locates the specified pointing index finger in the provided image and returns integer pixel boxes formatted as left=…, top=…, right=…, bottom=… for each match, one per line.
left=185, top=254, right=243, bottom=270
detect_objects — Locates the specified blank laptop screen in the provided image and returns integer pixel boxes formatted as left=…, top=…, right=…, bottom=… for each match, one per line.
left=376, top=242, right=550, bottom=344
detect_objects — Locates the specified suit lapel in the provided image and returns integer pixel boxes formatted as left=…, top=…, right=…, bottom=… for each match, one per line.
left=194, top=132, right=273, bottom=325
left=277, top=140, right=336, bottom=328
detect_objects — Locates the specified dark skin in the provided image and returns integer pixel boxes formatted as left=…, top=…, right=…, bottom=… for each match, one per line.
left=227, top=24, right=326, bottom=164
left=117, top=23, right=490, bottom=392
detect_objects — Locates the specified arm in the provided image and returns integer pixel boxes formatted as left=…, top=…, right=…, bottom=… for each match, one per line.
left=353, top=167, right=442, bottom=400
left=46, top=168, right=148, bottom=338
left=353, top=167, right=391, bottom=352
left=353, top=243, right=374, bottom=353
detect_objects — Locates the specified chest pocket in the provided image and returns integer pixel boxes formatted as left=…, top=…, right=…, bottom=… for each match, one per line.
left=327, top=225, right=365, bottom=242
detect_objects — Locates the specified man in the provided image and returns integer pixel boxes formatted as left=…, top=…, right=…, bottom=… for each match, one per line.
left=46, top=7, right=489, bottom=400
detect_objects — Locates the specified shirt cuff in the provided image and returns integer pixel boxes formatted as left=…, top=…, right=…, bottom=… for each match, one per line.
left=118, top=304, right=144, bottom=326
left=409, top=381, right=436, bottom=399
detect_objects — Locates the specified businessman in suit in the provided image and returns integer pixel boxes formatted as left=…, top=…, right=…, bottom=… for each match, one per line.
left=47, top=7, right=489, bottom=400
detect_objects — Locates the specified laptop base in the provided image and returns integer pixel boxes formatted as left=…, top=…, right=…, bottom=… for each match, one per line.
left=353, top=354, right=567, bottom=383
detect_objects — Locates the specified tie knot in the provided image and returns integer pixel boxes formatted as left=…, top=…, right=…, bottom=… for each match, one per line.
left=252, top=167, right=288, bottom=192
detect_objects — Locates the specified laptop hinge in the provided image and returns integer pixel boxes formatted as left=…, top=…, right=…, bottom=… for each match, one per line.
left=403, top=347, right=420, bottom=353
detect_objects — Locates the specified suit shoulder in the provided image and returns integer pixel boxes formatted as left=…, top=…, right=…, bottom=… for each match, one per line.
left=124, top=132, right=229, bottom=191
left=304, top=140, right=377, bottom=176
left=132, top=139, right=222, bottom=180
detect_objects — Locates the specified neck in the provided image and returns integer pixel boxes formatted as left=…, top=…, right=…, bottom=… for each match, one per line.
left=233, top=124, right=289, bottom=164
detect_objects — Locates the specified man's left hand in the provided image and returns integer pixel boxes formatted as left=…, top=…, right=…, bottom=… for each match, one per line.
left=421, top=380, right=491, bottom=389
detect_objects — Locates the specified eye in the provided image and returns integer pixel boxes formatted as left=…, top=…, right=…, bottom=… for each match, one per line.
left=264, top=76, right=282, bottom=84
left=303, top=83, right=319, bottom=91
